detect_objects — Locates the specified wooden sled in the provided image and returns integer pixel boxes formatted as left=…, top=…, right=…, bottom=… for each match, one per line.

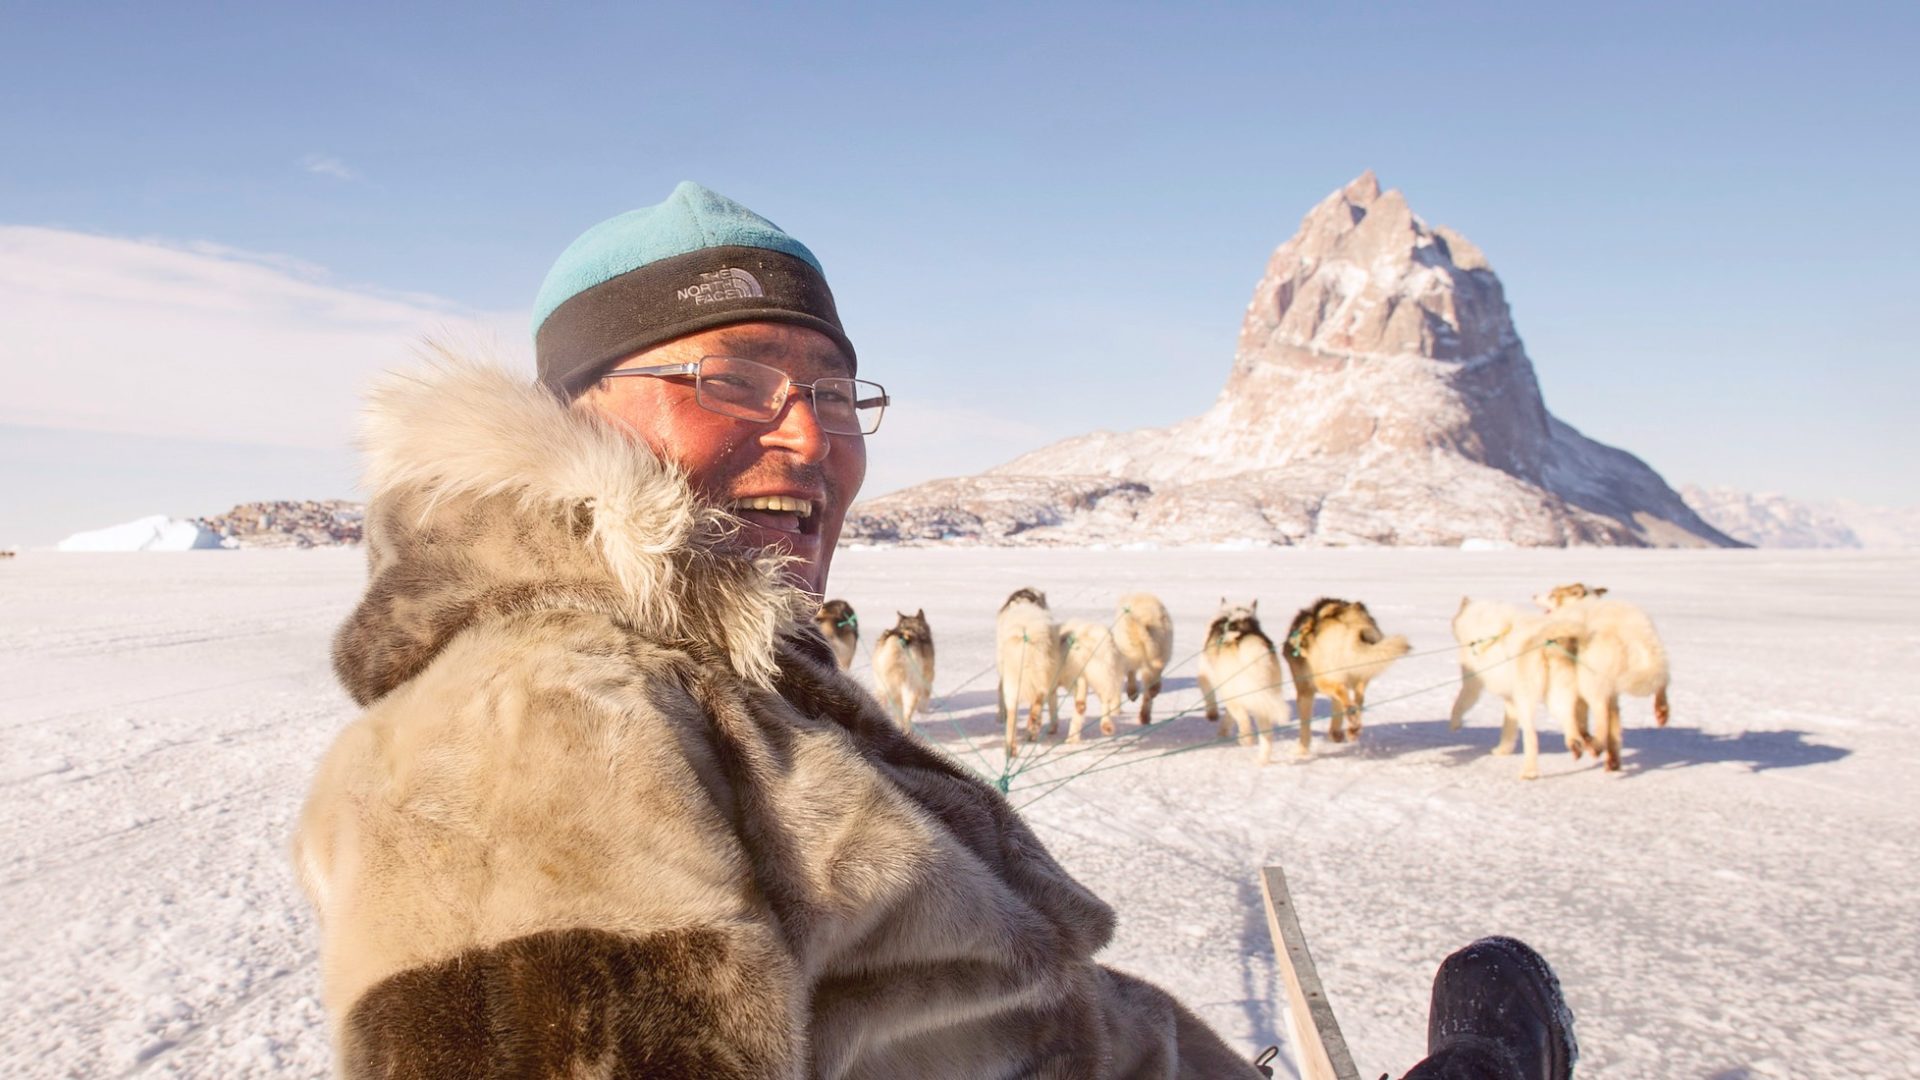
left=1259, top=865, right=1361, bottom=1080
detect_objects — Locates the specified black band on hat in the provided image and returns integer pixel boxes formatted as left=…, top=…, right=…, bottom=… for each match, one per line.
left=536, top=245, right=855, bottom=400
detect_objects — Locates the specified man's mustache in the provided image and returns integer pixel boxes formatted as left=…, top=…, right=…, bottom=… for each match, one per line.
left=722, top=464, right=832, bottom=499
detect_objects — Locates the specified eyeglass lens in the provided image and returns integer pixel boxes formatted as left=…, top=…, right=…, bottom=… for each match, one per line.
left=694, top=356, right=885, bottom=435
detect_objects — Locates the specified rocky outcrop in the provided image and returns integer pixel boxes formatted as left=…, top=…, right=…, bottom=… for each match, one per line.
left=195, top=500, right=364, bottom=548
left=851, top=172, right=1737, bottom=548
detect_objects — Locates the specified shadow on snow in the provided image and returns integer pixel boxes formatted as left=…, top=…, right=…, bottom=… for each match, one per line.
left=916, top=681, right=1851, bottom=781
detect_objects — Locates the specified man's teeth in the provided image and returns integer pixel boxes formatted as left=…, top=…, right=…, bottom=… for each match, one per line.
left=732, top=496, right=813, bottom=517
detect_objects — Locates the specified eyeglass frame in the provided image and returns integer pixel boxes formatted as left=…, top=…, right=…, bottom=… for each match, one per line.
left=597, top=356, right=890, bottom=435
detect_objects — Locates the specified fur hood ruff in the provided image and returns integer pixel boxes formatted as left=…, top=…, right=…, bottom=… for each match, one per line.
left=334, top=353, right=806, bottom=704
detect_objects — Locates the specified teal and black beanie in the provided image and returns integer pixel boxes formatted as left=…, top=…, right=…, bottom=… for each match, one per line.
left=533, top=182, right=856, bottom=400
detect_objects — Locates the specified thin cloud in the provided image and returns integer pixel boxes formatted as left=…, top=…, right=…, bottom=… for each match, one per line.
left=300, top=154, right=359, bottom=181
left=0, top=225, right=527, bottom=450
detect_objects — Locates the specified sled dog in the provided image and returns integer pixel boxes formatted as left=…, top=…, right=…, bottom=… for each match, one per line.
left=1533, top=583, right=1671, bottom=771
left=1055, top=619, right=1128, bottom=742
left=1197, top=600, right=1282, bottom=765
left=1448, top=598, right=1587, bottom=780
left=1535, top=582, right=1607, bottom=609
left=1283, top=597, right=1411, bottom=756
left=814, top=599, right=859, bottom=671
left=996, top=588, right=1060, bottom=758
left=872, top=609, right=936, bottom=734
left=1113, top=592, right=1173, bottom=725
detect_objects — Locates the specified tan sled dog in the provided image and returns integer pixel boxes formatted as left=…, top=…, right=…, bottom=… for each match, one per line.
left=1056, top=619, right=1128, bottom=742
left=872, top=610, right=935, bottom=734
left=1449, top=598, right=1586, bottom=780
left=814, top=599, right=859, bottom=671
left=1534, top=583, right=1671, bottom=771
left=1197, top=600, right=1282, bottom=765
left=1113, top=592, right=1173, bottom=725
left=1283, top=598, right=1411, bottom=755
left=996, top=588, right=1060, bottom=758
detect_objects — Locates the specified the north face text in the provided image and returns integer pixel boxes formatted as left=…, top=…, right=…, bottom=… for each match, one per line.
left=676, top=268, right=764, bottom=304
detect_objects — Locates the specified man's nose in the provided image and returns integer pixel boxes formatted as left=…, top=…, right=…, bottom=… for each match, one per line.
left=761, top=387, right=832, bottom=463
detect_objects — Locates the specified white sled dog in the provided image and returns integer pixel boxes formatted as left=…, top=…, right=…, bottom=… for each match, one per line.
left=1113, top=592, right=1173, bottom=726
left=1533, top=583, right=1671, bottom=772
left=1197, top=600, right=1283, bottom=765
left=872, top=609, right=936, bottom=734
left=1283, top=598, right=1411, bottom=756
left=1055, top=619, right=1128, bottom=742
left=996, top=588, right=1060, bottom=758
left=814, top=599, right=859, bottom=671
left=1448, top=598, right=1587, bottom=780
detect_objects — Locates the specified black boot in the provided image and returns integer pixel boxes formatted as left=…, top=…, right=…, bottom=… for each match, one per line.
left=1399, top=936, right=1576, bottom=1080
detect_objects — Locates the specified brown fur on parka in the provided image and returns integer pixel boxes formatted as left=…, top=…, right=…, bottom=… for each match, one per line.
left=293, top=358, right=1259, bottom=1079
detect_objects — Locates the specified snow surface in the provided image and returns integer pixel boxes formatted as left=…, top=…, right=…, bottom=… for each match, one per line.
left=3, top=548, right=1917, bottom=1078
left=54, top=515, right=223, bottom=552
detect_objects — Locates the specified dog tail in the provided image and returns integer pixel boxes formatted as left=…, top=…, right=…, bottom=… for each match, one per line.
left=1654, top=685, right=1670, bottom=727
left=1142, top=617, right=1171, bottom=674
left=1366, top=633, right=1411, bottom=667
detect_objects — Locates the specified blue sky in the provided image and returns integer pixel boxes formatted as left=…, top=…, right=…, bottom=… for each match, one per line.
left=2, top=2, right=1915, bottom=545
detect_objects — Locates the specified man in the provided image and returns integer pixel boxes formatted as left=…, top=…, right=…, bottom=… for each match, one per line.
left=293, top=183, right=1572, bottom=1079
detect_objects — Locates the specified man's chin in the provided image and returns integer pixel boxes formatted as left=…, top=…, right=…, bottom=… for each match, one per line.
left=722, top=521, right=824, bottom=590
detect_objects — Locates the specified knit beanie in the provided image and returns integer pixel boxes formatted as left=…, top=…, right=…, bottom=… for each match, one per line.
left=532, top=182, right=855, bottom=399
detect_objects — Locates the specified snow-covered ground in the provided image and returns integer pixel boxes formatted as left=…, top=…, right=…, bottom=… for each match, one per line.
left=3, top=547, right=1916, bottom=1078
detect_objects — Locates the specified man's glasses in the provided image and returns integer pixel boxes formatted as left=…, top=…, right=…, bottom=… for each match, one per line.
left=600, top=356, right=889, bottom=435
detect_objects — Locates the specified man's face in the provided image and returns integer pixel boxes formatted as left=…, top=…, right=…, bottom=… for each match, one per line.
left=574, top=322, right=867, bottom=596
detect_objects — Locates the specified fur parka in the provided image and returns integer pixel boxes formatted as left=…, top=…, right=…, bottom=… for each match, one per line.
left=293, top=359, right=1258, bottom=1079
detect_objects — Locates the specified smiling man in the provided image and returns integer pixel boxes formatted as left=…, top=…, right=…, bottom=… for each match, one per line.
left=573, top=322, right=870, bottom=595
left=292, top=184, right=1266, bottom=1078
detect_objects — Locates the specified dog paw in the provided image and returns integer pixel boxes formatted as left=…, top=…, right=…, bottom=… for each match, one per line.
left=1519, top=764, right=1540, bottom=780
left=1100, top=720, right=1116, bottom=736
left=1492, top=744, right=1514, bottom=756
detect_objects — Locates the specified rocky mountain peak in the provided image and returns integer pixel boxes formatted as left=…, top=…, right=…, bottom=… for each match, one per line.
left=1341, top=168, right=1381, bottom=205
left=849, top=173, right=1736, bottom=550
left=1211, top=171, right=1547, bottom=483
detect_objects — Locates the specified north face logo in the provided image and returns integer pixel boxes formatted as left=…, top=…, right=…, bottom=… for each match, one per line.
left=676, top=268, right=764, bottom=304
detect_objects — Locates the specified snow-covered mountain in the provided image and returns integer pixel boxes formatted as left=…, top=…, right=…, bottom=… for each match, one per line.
left=1829, top=499, right=1920, bottom=549
left=848, top=172, right=1736, bottom=548
left=50, top=501, right=364, bottom=552
left=1679, top=485, right=1920, bottom=549
left=56, top=515, right=224, bottom=552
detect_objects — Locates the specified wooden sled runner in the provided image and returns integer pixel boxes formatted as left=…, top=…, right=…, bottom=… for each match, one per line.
left=1260, top=865, right=1361, bottom=1080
